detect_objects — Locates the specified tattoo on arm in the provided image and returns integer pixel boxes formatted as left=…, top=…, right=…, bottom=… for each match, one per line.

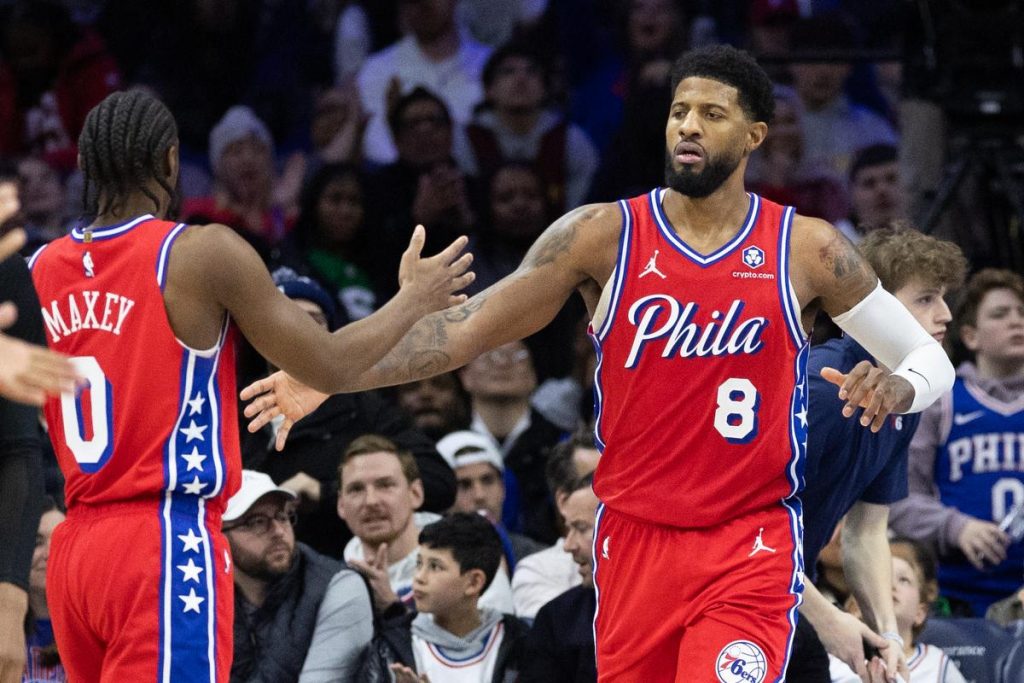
left=818, top=232, right=873, bottom=288
left=521, top=207, right=597, bottom=269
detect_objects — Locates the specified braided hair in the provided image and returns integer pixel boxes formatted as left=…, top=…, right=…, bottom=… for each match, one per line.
left=78, top=89, right=178, bottom=217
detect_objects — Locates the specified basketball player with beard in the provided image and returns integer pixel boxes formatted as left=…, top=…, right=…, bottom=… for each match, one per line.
left=243, top=46, right=953, bottom=682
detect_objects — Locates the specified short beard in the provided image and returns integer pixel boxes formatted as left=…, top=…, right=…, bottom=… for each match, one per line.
left=664, top=149, right=741, bottom=198
left=232, top=544, right=295, bottom=582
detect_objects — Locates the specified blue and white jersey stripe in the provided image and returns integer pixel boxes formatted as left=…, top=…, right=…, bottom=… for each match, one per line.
left=157, top=317, right=230, bottom=683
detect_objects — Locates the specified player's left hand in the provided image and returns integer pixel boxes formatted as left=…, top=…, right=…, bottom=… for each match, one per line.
left=390, top=663, right=430, bottom=683
left=821, top=361, right=914, bottom=433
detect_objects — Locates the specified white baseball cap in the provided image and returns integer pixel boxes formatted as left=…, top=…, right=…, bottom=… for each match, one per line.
left=435, top=431, right=504, bottom=473
left=224, top=470, right=296, bottom=522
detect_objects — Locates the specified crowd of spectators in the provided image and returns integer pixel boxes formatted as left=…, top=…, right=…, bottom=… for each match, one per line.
left=3, top=1, right=1024, bottom=682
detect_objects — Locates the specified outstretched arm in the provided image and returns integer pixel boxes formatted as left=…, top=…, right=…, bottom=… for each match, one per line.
left=242, top=204, right=621, bottom=444
left=174, top=224, right=472, bottom=394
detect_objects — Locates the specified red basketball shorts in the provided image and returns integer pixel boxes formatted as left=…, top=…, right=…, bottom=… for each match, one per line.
left=592, top=503, right=803, bottom=682
left=47, top=499, right=233, bottom=682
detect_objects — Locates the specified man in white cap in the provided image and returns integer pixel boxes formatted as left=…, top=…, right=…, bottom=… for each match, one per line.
left=223, top=470, right=372, bottom=683
left=436, top=430, right=543, bottom=568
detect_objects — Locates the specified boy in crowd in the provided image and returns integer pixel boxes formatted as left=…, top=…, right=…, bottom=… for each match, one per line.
left=841, top=540, right=966, bottom=683
left=363, top=513, right=528, bottom=682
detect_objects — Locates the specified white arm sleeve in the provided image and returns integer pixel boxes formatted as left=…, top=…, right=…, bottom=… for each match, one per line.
left=830, top=283, right=954, bottom=413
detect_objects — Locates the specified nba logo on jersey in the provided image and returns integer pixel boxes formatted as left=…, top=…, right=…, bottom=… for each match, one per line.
left=715, top=640, right=767, bottom=683
left=741, top=246, right=764, bottom=269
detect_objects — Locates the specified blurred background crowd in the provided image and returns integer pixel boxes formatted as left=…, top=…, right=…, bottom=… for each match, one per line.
left=3, top=0, right=1024, bottom=681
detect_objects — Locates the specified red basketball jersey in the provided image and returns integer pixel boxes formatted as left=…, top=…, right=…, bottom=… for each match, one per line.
left=591, top=190, right=809, bottom=528
left=30, top=215, right=241, bottom=513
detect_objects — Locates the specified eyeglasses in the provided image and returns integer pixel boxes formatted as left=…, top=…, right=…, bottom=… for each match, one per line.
left=224, top=509, right=297, bottom=536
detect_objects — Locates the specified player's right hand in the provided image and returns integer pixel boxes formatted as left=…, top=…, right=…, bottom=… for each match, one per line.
left=397, top=225, right=474, bottom=317
left=240, top=371, right=328, bottom=451
left=957, top=518, right=1009, bottom=570
left=817, top=608, right=890, bottom=682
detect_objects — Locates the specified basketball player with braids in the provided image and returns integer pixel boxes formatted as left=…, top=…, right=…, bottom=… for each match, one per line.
left=28, top=89, right=473, bottom=682
left=244, top=46, right=954, bottom=682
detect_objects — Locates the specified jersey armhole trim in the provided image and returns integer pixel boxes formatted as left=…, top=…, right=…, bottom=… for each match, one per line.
left=156, top=223, right=188, bottom=290
left=593, top=199, right=633, bottom=342
left=776, top=206, right=808, bottom=349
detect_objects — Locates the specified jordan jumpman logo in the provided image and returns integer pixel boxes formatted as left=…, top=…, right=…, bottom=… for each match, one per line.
left=639, top=250, right=666, bottom=279
left=748, top=527, right=776, bottom=557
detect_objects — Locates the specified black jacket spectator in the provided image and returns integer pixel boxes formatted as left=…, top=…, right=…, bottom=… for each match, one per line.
left=521, top=585, right=597, bottom=683
left=231, top=543, right=338, bottom=683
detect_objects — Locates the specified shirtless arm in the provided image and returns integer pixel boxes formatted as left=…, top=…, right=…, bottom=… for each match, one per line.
left=241, top=204, right=622, bottom=444
left=791, top=217, right=953, bottom=429
left=169, top=224, right=472, bottom=394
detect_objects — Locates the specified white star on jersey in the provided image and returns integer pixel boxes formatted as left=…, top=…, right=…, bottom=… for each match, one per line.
left=182, top=476, right=207, bottom=495
left=179, top=588, right=204, bottom=614
left=179, top=420, right=207, bottom=443
left=178, top=528, right=203, bottom=553
left=177, top=558, right=204, bottom=583
left=187, top=394, right=206, bottom=416
left=181, top=447, right=207, bottom=472
left=796, top=407, right=808, bottom=428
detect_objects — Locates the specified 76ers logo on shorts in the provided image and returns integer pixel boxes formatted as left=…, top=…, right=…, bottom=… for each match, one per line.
left=716, top=640, right=767, bottom=683
left=742, top=245, right=765, bottom=269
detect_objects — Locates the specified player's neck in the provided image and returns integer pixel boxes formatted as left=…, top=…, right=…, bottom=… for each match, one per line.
left=233, top=569, right=269, bottom=608
left=433, top=601, right=483, bottom=638
left=472, top=398, right=530, bottom=441
left=662, top=173, right=751, bottom=237
left=976, top=355, right=1024, bottom=380
left=91, top=195, right=166, bottom=227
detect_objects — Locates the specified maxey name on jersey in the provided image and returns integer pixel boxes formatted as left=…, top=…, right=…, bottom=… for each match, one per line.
left=41, top=290, right=135, bottom=343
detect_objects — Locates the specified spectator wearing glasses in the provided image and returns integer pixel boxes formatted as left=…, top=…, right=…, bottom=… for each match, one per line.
left=223, top=470, right=372, bottom=683
left=461, top=342, right=566, bottom=543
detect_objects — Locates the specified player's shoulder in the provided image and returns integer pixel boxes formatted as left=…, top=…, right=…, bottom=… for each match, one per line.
left=790, top=213, right=843, bottom=248
left=536, top=202, right=623, bottom=256
left=172, top=222, right=247, bottom=253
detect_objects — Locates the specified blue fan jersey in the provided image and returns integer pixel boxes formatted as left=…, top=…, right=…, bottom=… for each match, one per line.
left=936, top=377, right=1024, bottom=615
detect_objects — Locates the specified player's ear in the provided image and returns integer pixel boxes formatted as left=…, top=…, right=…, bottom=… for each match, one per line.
left=746, top=121, right=768, bottom=154
left=164, top=143, right=180, bottom=186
